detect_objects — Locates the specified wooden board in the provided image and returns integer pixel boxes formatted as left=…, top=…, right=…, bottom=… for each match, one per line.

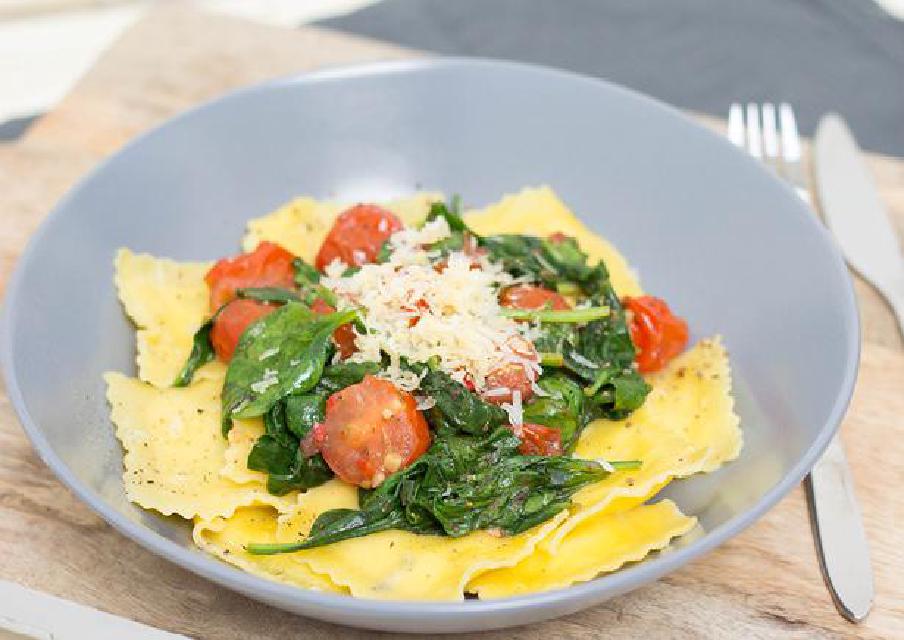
left=1, top=6, right=902, bottom=639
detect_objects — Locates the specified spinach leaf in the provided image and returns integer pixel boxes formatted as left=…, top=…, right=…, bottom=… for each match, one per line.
left=481, top=233, right=604, bottom=295
left=292, top=257, right=338, bottom=307
left=246, top=427, right=639, bottom=554
left=561, top=284, right=649, bottom=419
left=173, top=297, right=237, bottom=387
left=284, top=394, right=325, bottom=439
left=419, top=369, right=509, bottom=435
left=292, top=257, right=320, bottom=287
left=236, top=287, right=302, bottom=304
left=522, top=374, right=586, bottom=451
left=533, top=323, right=577, bottom=355
left=246, top=399, right=333, bottom=495
left=425, top=198, right=468, bottom=233
left=221, top=302, right=358, bottom=433
left=172, top=318, right=215, bottom=387
left=317, top=361, right=382, bottom=393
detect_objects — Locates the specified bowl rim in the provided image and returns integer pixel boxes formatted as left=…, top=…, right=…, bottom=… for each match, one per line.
left=0, top=56, right=860, bottom=620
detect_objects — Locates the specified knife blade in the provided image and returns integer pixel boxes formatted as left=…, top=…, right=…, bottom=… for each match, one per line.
left=814, top=113, right=904, bottom=337
left=809, top=113, right=878, bottom=623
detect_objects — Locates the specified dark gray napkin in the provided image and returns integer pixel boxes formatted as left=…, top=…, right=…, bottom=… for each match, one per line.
left=319, top=0, right=904, bottom=157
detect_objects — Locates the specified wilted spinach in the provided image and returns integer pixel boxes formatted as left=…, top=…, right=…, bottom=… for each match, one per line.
left=172, top=317, right=216, bottom=387
left=246, top=427, right=640, bottom=553
left=221, top=302, right=358, bottom=434
left=419, top=369, right=509, bottom=436
left=236, top=287, right=303, bottom=304
left=521, top=374, right=586, bottom=451
left=246, top=398, right=333, bottom=495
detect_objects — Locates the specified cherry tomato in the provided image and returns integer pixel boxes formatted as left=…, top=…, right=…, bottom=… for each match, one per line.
left=314, top=204, right=403, bottom=270
left=205, top=241, right=296, bottom=312
left=547, top=231, right=570, bottom=243
left=516, top=423, right=563, bottom=456
left=624, top=295, right=689, bottom=373
left=499, top=285, right=570, bottom=312
left=210, top=299, right=275, bottom=362
left=482, top=335, right=539, bottom=405
left=318, top=376, right=430, bottom=488
left=310, top=297, right=358, bottom=359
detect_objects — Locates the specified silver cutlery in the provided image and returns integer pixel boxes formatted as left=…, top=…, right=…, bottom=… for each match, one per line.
left=814, top=114, right=904, bottom=339
left=727, top=102, right=874, bottom=623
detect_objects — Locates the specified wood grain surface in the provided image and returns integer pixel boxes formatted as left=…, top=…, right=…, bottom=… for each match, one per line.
left=1, top=6, right=902, bottom=639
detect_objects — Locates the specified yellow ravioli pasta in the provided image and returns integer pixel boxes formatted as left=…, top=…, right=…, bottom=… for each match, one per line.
left=105, top=369, right=295, bottom=520
left=242, top=193, right=442, bottom=262
left=221, top=417, right=267, bottom=486
left=193, top=506, right=344, bottom=593
left=547, top=337, right=741, bottom=550
left=114, top=249, right=212, bottom=388
left=463, top=185, right=643, bottom=298
left=108, top=186, right=742, bottom=600
left=270, top=480, right=569, bottom=600
left=468, top=500, right=696, bottom=598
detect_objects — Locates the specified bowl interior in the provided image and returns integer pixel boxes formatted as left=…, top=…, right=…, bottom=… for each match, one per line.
left=1, top=59, right=857, bottom=632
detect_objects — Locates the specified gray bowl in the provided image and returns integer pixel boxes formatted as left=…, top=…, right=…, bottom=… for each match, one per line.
left=0, top=59, right=858, bottom=633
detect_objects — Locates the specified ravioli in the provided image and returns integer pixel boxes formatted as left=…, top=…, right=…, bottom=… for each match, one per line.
left=193, top=505, right=345, bottom=593
left=108, top=187, right=742, bottom=600
left=468, top=500, right=696, bottom=598
left=106, top=368, right=295, bottom=520
left=271, top=481, right=569, bottom=601
left=114, top=249, right=211, bottom=388
left=242, top=193, right=442, bottom=262
left=547, top=337, right=740, bottom=549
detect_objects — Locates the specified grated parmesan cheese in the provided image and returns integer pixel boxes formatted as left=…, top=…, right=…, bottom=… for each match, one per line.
left=501, top=389, right=523, bottom=427
left=322, top=218, right=542, bottom=392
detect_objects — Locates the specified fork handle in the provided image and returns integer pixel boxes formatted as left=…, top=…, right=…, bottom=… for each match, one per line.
left=804, top=434, right=874, bottom=622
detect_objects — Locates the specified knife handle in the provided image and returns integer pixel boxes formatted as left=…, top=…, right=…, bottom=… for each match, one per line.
left=804, top=434, right=874, bottom=622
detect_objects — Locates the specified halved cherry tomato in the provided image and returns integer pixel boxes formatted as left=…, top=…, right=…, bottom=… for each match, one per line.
left=482, top=335, right=539, bottom=405
left=210, top=299, right=275, bottom=362
left=624, top=295, right=689, bottom=373
left=499, top=285, right=570, bottom=312
left=318, top=376, right=430, bottom=488
left=315, top=204, right=403, bottom=271
left=205, top=241, right=296, bottom=312
left=516, top=423, right=563, bottom=456
left=310, top=297, right=357, bottom=359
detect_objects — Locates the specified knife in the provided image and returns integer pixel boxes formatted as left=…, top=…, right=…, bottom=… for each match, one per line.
left=815, top=113, right=904, bottom=338
left=808, top=113, right=881, bottom=623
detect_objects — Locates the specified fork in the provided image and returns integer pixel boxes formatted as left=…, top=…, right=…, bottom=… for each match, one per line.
left=727, top=103, right=874, bottom=623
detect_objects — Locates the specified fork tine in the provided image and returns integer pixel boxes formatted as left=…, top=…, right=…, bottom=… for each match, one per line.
left=727, top=103, right=745, bottom=147
left=761, top=103, right=779, bottom=166
left=745, top=103, right=762, bottom=158
left=779, top=103, right=802, bottom=163
left=776, top=103, right=812, bottom=203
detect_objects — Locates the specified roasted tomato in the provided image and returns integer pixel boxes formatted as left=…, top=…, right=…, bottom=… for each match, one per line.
left=314, top=204, right=403, bottom=270
left=209, top=299, right=275, bottom=362
left=499, top=285, right=570, bottom=312
left=624, top=295, right=689, bottom=373
left=205, top=241, right=296, bottom=312
left=318, top=376, right=430, bottom=488
left=204, top=241, right=296, bottom=362
left=482, top=335, right=539, bottom=405
left=310, top=297, right=358, bottom=359
left=516, top=423, right=563, bottom=456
